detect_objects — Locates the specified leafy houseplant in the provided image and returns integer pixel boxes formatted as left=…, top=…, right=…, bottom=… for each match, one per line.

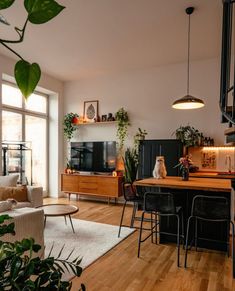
left=124, top=128, right=147, bottom=183
left=123, top=148, right=138, bottom=183
left=115, top=108, right=130, bottom=153
left=0, top=214, right=85, bottom=290
left=174, top=125, right=200, bottom=147
left=0, top=0, right=65, bottom=99
left=63, top=112, right=79, bottom=141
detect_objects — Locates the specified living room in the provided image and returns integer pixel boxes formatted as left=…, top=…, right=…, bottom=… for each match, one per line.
left=0, top=0, right=235, bottom=290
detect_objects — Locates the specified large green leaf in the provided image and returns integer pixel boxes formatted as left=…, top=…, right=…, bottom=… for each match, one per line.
left=0, top=0, right=15, bottom=10
left=24, top=0, right=65, bottom=24
left=14, top=60, right=41, bottom=99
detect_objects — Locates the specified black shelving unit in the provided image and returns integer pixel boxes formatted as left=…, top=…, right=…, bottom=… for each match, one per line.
left=2, top=141, right=32, bottom=185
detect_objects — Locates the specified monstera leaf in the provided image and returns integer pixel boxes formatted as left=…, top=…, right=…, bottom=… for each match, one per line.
left=15, top=60, right=41, bottom=99
left=24, top=0, right=65, bottom=24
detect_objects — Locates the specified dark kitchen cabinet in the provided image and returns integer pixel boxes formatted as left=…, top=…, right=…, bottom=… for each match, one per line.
left=138, top=139, right=183, bottom=179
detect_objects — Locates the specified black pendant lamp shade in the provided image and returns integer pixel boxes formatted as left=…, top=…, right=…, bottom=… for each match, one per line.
left=172, top=7, right=205, bottom=110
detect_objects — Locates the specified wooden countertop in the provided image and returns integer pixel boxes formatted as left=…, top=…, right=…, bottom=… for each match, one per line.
left=189, top=172, right=235, bottom=179
left=134, top=176, right=232, bottom=192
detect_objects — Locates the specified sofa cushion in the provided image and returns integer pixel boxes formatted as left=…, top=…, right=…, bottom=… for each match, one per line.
left=0, top=174, right=19, bottom=186
left=0, top=186, right=28, bottom=202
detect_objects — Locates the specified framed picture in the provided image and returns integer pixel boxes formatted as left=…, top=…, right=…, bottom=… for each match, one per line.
left=83, top=100, right=99, bottom=122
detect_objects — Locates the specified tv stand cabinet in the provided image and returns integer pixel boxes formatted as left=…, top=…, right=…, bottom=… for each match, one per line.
left=61, top=173, right=123, bottom=202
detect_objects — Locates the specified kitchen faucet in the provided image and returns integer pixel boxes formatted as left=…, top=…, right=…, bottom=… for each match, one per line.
left=225, top=155, right=232, bottom=173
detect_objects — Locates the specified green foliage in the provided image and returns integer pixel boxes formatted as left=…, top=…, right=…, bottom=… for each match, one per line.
left=123, top=148, right=138, bottom=183
left=0, top=214, right=85, bottom=291
left=63, top=112, right=79, bottom=140
left=0, top=0, right=65, bottom=99
left=0, top=0, right=15, bottom=10
left=15, top=60, right=41, bottom=99
left=24, top=0, right=65, bottom=24
left=174, top=125, right=200, bottom=147
left=123, top=128, right=147, bottom=183
left=115, top=108, right=130, bottom=152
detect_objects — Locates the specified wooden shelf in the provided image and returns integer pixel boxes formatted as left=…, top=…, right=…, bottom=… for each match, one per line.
left=76, top=121, right=117, bottom=126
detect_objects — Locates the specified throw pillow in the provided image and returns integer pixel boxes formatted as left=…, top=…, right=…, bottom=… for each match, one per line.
left=0, top=174, right=19, bottom=187
left=0, top=186, right=27, bottom=202
left=12, top=186, right=27, bottom=202
left=0, top=200, right=12, bottom=212
left=0, top=187, right=13, bottom=201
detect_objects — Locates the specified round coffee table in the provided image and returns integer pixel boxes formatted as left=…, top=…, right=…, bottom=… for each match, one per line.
left=39, top=204, right=79, bottom=233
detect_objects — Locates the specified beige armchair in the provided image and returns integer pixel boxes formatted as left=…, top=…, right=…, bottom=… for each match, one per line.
left=1, top=207, right=45, bottom=258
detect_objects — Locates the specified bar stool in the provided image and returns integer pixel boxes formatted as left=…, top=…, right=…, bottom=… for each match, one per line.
left=118, top=182, right=144, bottom=237
left=137, top=191, right=184, bottom=267
left=184, top=195, right=234, bottom=274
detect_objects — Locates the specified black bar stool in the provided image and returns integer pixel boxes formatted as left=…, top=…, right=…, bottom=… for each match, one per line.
left=118, top=182, right=144, bottom=237
left=184, top=195, right=234, bottom=275
left=137, top=192, right=184, bottom=267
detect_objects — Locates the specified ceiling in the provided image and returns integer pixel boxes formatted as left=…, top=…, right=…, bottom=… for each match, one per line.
left=0, top=0, right=222, bottom=81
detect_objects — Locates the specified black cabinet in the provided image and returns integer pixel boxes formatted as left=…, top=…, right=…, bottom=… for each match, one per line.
left=138, top=139, right=183, bottom=178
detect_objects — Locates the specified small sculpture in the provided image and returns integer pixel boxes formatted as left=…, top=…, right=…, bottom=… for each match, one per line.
left=153, top=156, right=167, bottom=179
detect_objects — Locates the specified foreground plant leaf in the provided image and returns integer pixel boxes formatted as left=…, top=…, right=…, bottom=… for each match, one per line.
left=24, top=0, right=65, bottom=24
left=0, top=0, right=15, bottom=10
left=15, top=60, right=41, bottom=99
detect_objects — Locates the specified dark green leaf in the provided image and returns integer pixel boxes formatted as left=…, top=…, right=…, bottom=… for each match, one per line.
left=0, top=0, right=15, bottom=10
left=32, top=243, right=41, bottom=253
left=14, top=60, right=41, bottom=99
left=24, top=0, right=65, bottom=24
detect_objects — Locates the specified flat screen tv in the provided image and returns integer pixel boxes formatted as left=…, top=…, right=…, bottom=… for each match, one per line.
left=70, top=141, right=116, bottom=173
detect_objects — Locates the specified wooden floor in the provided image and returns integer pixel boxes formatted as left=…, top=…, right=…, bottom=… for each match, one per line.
left=44, top=197, right=235, bottom=291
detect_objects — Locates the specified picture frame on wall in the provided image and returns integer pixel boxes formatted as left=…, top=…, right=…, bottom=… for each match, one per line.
left=83, top=100, right=99, bottom=122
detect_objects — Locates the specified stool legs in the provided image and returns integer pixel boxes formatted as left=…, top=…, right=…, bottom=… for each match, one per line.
left=137, top=211, right=145, bottom=258
left=118, top=201, right=127, bottom=237
left=184, top=216, right=194, bottom=268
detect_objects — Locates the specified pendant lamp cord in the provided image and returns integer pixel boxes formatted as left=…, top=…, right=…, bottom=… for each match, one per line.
left=187, top=13, right=191, bottom=95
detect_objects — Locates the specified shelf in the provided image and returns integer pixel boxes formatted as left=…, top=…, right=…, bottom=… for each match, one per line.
left=76, top=121, right=117, bottom=126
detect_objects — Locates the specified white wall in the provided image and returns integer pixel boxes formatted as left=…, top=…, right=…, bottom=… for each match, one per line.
left=0, top=54, right=64, bottom=198
left=64, top=57, right=228, bottom=147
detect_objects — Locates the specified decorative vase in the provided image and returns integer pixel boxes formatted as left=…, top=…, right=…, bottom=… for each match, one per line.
left=182, top=168, right=189, bottom=181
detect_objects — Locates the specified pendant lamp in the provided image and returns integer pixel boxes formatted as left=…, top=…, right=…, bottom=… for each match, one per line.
left=172, top=7, right=205, bottom=110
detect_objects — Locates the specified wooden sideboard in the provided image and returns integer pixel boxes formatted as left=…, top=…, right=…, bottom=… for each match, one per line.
left=61, top=173, right=123, bottom=201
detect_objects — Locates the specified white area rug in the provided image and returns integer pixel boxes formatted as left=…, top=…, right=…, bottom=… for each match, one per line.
left=44, top=217, right=135, bottom=280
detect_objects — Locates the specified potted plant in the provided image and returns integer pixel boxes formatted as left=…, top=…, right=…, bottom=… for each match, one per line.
left=174, top=125, right=200, bottom=147
left=0, top=0, right=65, bottom=99
left=115, top=108, right=130, bottom=153
left=123, top=148, right=138, bottom=183
left=63, top=112, right=79, bottom=141
left=0, top=214, right=85, bottom=290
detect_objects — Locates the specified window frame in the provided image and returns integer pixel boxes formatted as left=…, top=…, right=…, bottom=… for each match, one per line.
left=1, top=81, right=49, bottom=191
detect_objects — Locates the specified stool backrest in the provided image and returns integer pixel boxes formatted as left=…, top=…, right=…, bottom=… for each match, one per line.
left=122, top=182, right=138, bottom=201
left=191, top=195, right=230, bottom=220
left=144, top=192, right=175, bottom=214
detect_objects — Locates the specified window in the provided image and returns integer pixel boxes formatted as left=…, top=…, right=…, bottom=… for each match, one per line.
left=1, top=82, right=48, bottom=190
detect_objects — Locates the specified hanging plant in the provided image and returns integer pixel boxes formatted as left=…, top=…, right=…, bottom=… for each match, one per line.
left=0, top=0, right=65, bottom=99
left=63, top=112, right=79, bottom=140
left=115, top=107, right=130, bottom=152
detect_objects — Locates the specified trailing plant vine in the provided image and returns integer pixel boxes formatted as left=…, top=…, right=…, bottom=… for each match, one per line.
left=115, top=107, right=130, bottom=153
left=63, top=112, right=79, bottom=141
left=0, top=0, right=65, bottom=99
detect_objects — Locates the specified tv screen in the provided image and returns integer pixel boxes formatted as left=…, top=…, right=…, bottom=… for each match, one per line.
left=70, top=141, right=116, bottom=173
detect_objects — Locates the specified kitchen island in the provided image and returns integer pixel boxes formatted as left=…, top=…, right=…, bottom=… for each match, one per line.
left=134, top=176, right=233, bottom=251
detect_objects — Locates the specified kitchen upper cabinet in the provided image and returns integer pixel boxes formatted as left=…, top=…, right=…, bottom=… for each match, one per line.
left=138, top=139, right=183, bottom=178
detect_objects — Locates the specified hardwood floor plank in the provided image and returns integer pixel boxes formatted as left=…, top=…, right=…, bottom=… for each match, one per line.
left=44, top=198, right=235, bottom=291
